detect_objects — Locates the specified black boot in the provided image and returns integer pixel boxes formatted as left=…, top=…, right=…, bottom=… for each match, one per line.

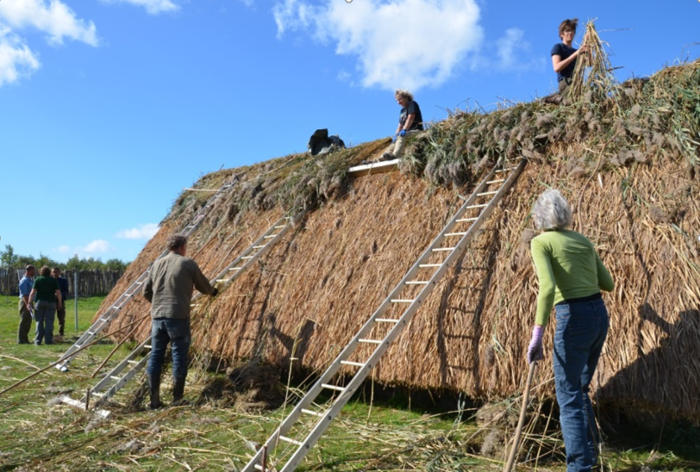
left=148, top=375, right=163, bottom=409
left=172, top=376, right=187, bottom=406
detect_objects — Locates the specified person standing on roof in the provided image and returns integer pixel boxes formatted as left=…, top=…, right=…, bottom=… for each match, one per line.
left=551, top=18, right=589, bottom=94
left=527, top=189, right=614, bottom=472
left=18, top=265, right=35, bottom=344
left=381, top=89, right=424, bottom=161
left=142, top=234, right=218, bottom=409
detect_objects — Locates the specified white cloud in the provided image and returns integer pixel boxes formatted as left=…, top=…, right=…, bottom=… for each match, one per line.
left=0, top=0, right=98, bottom=46
left=83, top=239, right=115, bottom=254
left=101, top=0, right=180, bottom=15
left=0, top=27, right=40, bottom=85
left=57, top=245, right=71, bottom=254
left=116, top=223, right=160, bottom=240
left=273, top=0, right=484, bottom=90
left=495, top=27, right=542, bottom=71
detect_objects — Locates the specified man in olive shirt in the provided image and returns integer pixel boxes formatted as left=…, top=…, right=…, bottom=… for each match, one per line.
left=142, top=234, right=218, bottom=409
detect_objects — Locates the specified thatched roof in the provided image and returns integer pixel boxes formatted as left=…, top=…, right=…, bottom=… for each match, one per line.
left=99, top=60, right=700, bottom=420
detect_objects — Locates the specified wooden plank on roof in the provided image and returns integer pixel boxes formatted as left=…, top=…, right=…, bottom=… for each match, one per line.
left=347, top=158, right=400, bottom=177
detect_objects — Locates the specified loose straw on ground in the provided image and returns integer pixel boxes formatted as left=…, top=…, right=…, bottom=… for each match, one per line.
left=0, top=313, right=151, bottom=397
left=503, top=361, right=537, bottom=472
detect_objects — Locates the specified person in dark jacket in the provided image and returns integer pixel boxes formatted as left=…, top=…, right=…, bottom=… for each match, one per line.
left=142, top=234, right=218, bottom=409
left=51, top=267, right=70, bottom=337
left=28, top=266, right=62, bottom=345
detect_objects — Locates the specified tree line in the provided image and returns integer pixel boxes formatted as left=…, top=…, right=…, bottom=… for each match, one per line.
left=1, top=244, right=130, bottom=272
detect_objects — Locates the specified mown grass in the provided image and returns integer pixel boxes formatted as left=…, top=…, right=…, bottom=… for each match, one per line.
left=1, top=295, right=700, bottom=471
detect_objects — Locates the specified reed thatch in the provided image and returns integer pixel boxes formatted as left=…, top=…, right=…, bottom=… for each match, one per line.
left=99, top=57, right=700, bottom=420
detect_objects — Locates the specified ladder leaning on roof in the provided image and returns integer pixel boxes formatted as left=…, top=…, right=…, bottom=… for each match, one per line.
left=55, top=178, right=239, bottom=372
left=241, top=159, right=526, bottom=472
left=60, top=212, right=304, bottom=413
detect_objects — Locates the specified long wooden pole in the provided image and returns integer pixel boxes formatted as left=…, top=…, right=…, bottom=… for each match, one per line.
left=503, top=361, right=537, bottom=472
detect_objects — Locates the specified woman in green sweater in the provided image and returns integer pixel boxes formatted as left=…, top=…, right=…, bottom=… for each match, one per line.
left=527, top=189, right=614, bottom=472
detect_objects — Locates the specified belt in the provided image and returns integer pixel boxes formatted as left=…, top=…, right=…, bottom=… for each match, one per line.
left=555, top=292, right=602, bottom=306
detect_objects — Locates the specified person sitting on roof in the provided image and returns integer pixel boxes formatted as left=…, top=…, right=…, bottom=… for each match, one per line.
left=552, top=18, right=589, bottom=94
left=381, top=89, right=424, bottom=161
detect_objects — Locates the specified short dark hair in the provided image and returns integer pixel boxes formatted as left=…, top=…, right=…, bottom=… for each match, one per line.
left=25, top=265, right=36, bottom=272
left=52, top=267, right=61, bottom=274
left=40, top=266, right=51, bottom=277
left=558, top=18, right=578, bottom=39
left=167, top=234, right=188, bottom=251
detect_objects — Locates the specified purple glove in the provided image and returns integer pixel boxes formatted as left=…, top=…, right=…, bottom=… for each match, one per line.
left=527, top=325, right=544, bottom=364
left=399, top=129, right=407, bottom=137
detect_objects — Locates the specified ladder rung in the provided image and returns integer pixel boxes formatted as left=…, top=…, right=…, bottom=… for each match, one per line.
left=390, top=299, right=415, bottom=303
left=263, top=235, right=278, bottom=239
left=254, top=465, right=264, bottom=471
left=477, top=190, right=499, bottom=196
left=301, top=408, right=325, bottom=417
left=456, top=217, right=478, bottom=223
left=419, top=264, right=441, bottom=268
left=375, top=318, right=400, bottom=323
left=487, top=179, right=505, bottom=184
left=252, top=245, right=266, bottom=249
left=87, top=331, right=96, bottom=335
left=358, top=339, right=383, bottom=345
left=279, top=435, right=304, bottom=446
left=340, top=360, right=366, bottom=367
left=127, top=360, right=140, bottom=364
left=495, top=167, right=517, bottom=173
left=91, top=392, right=105, bottom=397
left=466, top=204, right=488, bottom=209
left=321, top=383, right=347, bottom=392
left=432, top=248, right=455, bottom=252
left=110, top=376, right=121, bottom=381
left=444, top=232, right=467, bottom=237
left=216, top=279, right=228, bottom=283
left=405, top=281, right=429, bottom=285
left=274, top=225, right=286, bottom=229
left=241, top=256, right=254, bottom=260
left=229, top=267, right=242, bottom=271
left=144, top=345, right=152, bottom=349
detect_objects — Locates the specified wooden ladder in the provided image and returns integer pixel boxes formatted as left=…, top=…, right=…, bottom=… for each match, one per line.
left=241, top=160, right=526, bottom=472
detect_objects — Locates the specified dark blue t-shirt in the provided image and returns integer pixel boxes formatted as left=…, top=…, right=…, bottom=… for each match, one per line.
left=551, top=43, right=577, bottom=82
left=399, top=100, right=424, bottom=131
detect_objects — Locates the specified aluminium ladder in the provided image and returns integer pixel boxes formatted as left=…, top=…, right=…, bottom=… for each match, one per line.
left=67, top=212, right=303, bottom=412
left=55, top=178, right=238, bottom=372
left=241, top=159, right=526, bottom=472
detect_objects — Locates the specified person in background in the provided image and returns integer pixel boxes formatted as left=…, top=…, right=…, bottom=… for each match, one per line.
left=142, top=234, right=218, bottom=409
left=18, top=265, right=36, bottom=344
left=527, top=189, right=614, bottom=472
left=28, top=266, right=62, bottom=345
left=52, top=267, right=70, bottom=338
left=551, top=18, right=589, bottom=94
left=380, top=89, right=424, bottom=161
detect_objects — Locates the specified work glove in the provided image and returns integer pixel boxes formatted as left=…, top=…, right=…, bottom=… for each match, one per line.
left=399, top=129, right=407, bottom=137
left=211, top=287, right=219, bottom=297
left=527, top=325, right=544, bottom=364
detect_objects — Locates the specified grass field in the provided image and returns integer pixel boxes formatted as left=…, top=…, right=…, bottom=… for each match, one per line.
left=1, top=295, right=699, bottom=471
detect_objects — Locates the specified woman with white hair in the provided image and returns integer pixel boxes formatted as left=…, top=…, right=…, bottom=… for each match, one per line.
left=527, top=189, right=614, bottom=472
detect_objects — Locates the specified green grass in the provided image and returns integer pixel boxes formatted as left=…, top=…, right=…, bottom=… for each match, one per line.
left=1, top=296, right=700, bottom=471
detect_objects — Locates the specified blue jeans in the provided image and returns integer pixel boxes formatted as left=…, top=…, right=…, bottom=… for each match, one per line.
left=147, top=318, right=191, bottom=378
left=34, top=301, right=56, bottom=345
left=553, top=297, right=609, bottom=472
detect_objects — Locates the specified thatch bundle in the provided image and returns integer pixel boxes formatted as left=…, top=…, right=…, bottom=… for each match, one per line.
left=99, top=58, right=700, bottom=420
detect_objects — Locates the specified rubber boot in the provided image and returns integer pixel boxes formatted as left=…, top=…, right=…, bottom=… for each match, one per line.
left=148, top=375, right=163, bottom=410
left=172, top=376, right=188, bottom=406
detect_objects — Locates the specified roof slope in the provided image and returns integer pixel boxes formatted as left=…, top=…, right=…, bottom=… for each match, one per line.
left=99, top=61, right=700, bottom=419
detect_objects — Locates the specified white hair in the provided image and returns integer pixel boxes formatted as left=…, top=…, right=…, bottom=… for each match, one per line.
left=532, top=189, right=572, bottom=230
left=395, top=89, right=414, bottom=101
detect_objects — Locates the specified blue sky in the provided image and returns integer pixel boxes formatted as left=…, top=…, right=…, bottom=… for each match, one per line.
left=1, top=0, right=698, bottom=263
